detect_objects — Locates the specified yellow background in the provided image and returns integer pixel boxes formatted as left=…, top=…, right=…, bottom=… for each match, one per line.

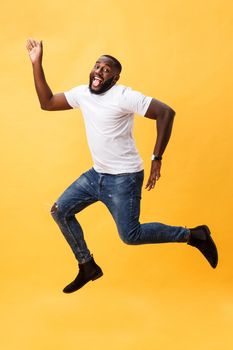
left=1, top=0, right=232, bottom=349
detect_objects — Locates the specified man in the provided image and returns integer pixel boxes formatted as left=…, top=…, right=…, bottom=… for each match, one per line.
left=26, top=38, right=218, bottom=294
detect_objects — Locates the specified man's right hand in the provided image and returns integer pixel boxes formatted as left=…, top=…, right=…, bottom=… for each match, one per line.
left=26, top=38, right=72, bottom=111
left=26, top=38, right=43, bottom=64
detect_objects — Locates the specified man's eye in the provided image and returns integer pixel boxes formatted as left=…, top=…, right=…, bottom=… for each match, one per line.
left=104, top=68, right=110, bottom=73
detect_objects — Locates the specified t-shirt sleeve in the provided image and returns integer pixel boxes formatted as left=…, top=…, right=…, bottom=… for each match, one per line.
left=64, top=86, right=82, bottom=108
left=120, top=87, right=153, bottom=116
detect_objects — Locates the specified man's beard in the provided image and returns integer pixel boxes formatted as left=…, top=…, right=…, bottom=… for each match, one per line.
left=89, top=75, right=116, bottom=95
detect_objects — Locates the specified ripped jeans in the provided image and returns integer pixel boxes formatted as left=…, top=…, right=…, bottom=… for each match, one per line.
left=51, top=168, right=189, bottom=263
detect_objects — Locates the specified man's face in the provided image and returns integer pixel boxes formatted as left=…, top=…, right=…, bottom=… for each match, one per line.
left=89, top=56, right=120, bottom=94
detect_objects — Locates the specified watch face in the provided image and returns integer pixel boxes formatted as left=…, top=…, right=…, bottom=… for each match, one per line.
left=152, top=155, right=162, bottom=161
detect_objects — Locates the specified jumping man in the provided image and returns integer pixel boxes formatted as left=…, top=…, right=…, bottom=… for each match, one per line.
left=26, top=39, right=218, bottom=293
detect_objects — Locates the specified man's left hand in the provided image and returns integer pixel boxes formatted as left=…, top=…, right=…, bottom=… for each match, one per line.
left=145, top=160, right=162, bottom=191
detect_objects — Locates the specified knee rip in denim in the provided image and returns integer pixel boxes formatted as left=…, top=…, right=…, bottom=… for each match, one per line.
left=51, top=202, right=58, bottom=214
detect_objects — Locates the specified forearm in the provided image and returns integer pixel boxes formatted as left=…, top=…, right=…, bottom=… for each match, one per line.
left=144, top=98, right=175, bottom=190
left=153, top=108, right=175, bottom=157
left=32, top=61, right=53, bottom=110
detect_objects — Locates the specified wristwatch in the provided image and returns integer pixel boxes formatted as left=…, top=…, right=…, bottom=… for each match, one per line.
left=151, top=154, right=162, bottom=161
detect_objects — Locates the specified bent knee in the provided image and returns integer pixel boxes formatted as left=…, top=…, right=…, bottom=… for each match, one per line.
left=121, top=237, right=133, bottom=245
left=51, top=203, right=58, bottom=213
left=50, top=202, right=72, bottom=223
left=119, top=227, right=141, bottom=245
left=51, top=202, right=58, bottom=215
left=120, top=233, right=136, bottom=245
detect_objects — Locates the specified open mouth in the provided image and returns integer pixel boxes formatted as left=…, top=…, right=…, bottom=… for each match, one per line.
left=92, top=76, right=103, bottom=88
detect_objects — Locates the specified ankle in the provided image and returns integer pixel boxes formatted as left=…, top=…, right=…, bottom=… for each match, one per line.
left=186, top=228, right=191, bottom=243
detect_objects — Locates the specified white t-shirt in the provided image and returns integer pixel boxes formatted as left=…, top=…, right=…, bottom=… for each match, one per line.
left=64, top=84, right=152, bottom=174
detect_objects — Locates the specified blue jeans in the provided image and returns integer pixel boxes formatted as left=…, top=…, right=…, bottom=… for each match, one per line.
left=51, top=168, right=189, bottom=263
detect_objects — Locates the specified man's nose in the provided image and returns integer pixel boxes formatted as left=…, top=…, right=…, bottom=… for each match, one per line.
left=95, top=67, right=103, bottom=74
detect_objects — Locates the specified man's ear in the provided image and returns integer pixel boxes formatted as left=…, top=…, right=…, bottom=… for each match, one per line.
left=113, top=74, right=120, bottom=83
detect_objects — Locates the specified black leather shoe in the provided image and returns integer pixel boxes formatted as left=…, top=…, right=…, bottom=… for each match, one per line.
left=187, top=225, right=218, bottom=268
left=63, top=256, right=103, bottom=293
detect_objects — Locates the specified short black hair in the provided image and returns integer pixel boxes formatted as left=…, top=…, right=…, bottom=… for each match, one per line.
left=102, top=54, right=122, bottom=73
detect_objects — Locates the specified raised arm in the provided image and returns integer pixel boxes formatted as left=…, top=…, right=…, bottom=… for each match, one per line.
left=144, top=98, right=175, bottom=190
left=26, top=39, right=72, bottom=111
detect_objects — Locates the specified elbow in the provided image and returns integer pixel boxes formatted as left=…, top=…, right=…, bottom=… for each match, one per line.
left=40, top=103, right=52, bottom=111
left=156, top=106, right=176, bottom=122
left=40, top=96, right=55, bottom=111
left=168, top=107, right=176, bottom=118
left=40, top=104, right=48, bottom=111
left=160, top=106, right=175, bottom=121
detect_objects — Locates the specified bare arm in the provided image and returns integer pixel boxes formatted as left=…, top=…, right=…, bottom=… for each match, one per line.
left=144, top=98, right=175, bottom=190
left=26, top=39, right=72, bottom=111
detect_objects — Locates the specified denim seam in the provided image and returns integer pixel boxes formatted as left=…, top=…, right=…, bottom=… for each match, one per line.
left=62, top=202, right=91, bottom=262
